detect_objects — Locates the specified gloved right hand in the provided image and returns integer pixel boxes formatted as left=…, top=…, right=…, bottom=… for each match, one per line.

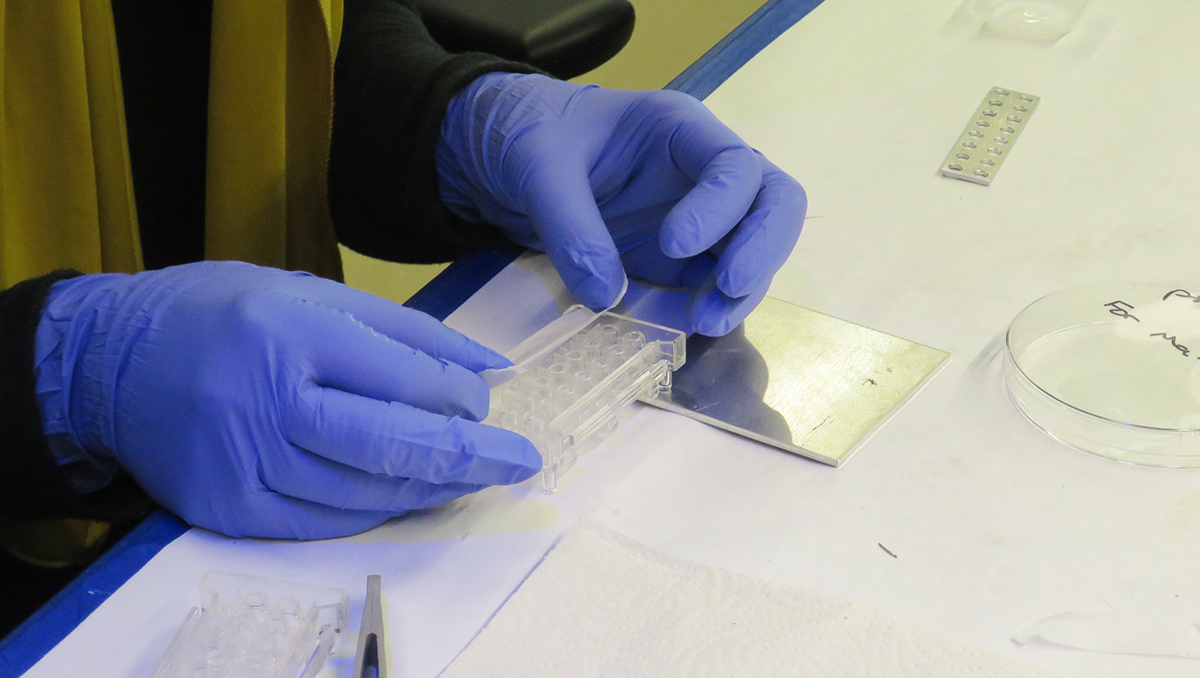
left=34, top=261, right=540, bottom=539
left=437, top=73, right=807, bottom=336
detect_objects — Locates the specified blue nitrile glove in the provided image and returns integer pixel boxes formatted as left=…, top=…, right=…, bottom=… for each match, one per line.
left=437, top=73, right=807, bottom=336
left=34, top=262, right=540, bottom=539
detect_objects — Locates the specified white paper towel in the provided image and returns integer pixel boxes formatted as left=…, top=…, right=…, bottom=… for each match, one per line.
left=441, top=520, right=1062, bottom=678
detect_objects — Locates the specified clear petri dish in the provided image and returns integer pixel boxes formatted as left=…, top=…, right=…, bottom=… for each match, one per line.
left=1004, top=283, right=1200, bottom=467
left=968, top=0, right=1090, bottom=40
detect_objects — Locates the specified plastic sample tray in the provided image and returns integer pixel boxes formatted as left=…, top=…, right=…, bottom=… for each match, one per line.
left=149, top=571, right=348, bottom=678
left=486, top=306, right=686, bottom=492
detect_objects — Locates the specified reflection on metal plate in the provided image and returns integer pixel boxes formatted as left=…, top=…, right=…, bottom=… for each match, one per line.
left=645, top=297, right=949, bottom=466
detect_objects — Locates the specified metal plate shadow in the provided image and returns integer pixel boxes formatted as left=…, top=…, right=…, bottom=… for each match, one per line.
left=626, top=293, right=949, bottom=467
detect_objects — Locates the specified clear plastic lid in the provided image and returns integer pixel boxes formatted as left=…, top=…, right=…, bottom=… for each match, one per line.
left=1004, top=283, right=1200, bottom=467
left=967, top=0, right=1090, bottom=40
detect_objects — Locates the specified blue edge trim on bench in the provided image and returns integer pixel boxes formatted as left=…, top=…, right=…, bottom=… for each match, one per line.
left=0, top=0, right=824, bottom=672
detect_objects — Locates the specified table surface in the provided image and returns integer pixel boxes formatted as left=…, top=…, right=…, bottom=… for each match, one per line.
left=11, top=0, right=1200, bottom=676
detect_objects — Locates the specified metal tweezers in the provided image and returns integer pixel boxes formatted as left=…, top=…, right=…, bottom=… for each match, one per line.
left=353, top=575, right=387, bottom=678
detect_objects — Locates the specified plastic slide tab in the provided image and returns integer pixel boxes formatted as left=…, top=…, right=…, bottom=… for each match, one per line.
left=486, top=306, right=686, bottom=493
left=148, top=571, right=348, bottom=678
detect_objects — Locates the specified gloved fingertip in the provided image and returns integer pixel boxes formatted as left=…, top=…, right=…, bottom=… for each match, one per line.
left=480, top=367, right=517, bottom=389
left=662, top=242, right=696, bottom=260
left=570, top=270, right=628, bottom=312
left=442, top=370, right=495, bottom=422
left=660, top=211, right=706, bottom=259
left=479, top=427, right=543, bottom=484
left=442, top=333, right=515, bottom=373
left=467, top=384, right=495, bottom=423
left=715, top=266, right=763, bottom=300
left=510, top=439, right=543, bottom=484
left=689, top=287, right=761, bottom=337
left=692, top=309, right=739, bottom=337
left=478, top=346, right=515, bottom=371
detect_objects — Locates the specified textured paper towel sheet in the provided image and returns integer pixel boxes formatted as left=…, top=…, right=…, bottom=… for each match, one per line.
left=442, top=521, right=1061, bottom=678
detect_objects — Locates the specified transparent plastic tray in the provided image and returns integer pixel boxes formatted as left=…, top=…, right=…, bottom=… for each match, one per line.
left=149, top=571, right=348, bottom=678
left=485, top=306, right=686, bottom=492
left=1004, top=283, right=1200, bottom=467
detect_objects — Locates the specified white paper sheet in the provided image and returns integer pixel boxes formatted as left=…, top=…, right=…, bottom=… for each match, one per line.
left=445, top=520, right=1062, bottom=678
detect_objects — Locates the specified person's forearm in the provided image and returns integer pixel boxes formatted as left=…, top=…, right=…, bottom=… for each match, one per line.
left=329, top=0, right=539, bottom=263
left=0, top=272, right=150, bottom=522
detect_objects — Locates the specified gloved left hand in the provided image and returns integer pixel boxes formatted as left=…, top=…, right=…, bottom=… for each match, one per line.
left=34, top=262, right=541, bottom=539
left=437, top=73, right=807, bottom=336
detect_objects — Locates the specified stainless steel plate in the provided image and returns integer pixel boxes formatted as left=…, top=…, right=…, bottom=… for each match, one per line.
left=645, top=297, right=949, bottom=466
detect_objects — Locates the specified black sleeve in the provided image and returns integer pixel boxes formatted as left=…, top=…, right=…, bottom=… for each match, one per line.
left=0, top=273, right=152, bottom=522
left=329, top=0, right=541, bottom=263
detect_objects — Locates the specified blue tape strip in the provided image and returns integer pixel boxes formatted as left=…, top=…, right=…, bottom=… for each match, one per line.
left=0, top=511, right=187, bottom=676
left=666, top=0, right=826, bottom=100
left=4, top=0, right=828, bottom=669
left=404, top=247, right=523, bottom=320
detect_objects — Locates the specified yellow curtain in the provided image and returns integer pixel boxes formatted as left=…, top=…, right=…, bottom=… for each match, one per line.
left=0, top=0, right=345, bottom=291
left=0, top=0, right=141, bottom=289
left=206, top=0, right=344, bottom=280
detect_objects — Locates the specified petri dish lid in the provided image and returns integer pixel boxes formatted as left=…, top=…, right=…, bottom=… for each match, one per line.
left=1004, top=283, right=1200, bottom=467
left=967, top=0, right=1090, bottom=40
